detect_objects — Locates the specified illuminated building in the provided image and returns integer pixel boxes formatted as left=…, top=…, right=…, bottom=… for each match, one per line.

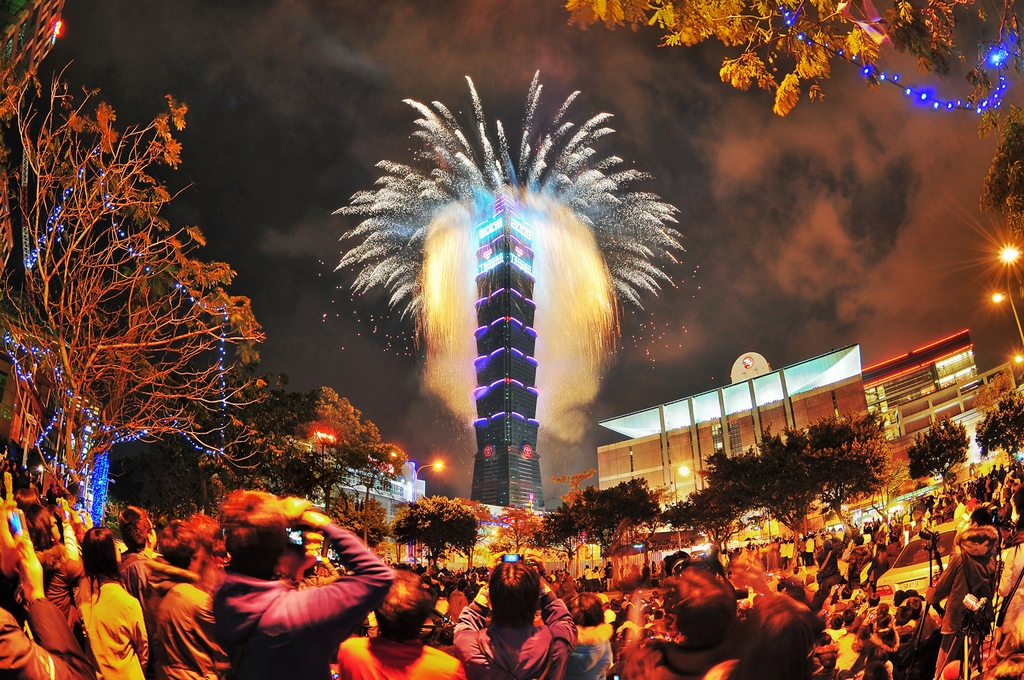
left=0, top=0, right=64, bottom=77
left=469, top=195, right=544, bottom=509
left=863, top=330, right=977, bottom=440
left=597, top=345, right=866, bottom=500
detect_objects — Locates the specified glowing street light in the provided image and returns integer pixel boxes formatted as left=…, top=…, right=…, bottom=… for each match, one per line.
left=408, top=461, right=444, bottom=501
left=313, top=430, right=337, bottom=445
left=997, top=247, right=1024, bottom=353
left=1016, top=355, right=1024, bottom=365
left=678, top=464, right=691, bottom=477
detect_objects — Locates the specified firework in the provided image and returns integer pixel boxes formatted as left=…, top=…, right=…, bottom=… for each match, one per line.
left=337, top=72, right=681, bottom=442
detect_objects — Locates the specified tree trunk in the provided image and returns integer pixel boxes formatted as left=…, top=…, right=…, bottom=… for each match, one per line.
left=363, top=476, right=372, bottom=544
left=201, top=474, right=208, bottom=515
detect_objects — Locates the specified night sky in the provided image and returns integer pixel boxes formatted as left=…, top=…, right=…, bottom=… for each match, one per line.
left=48, top=1, right=1024, bottom=503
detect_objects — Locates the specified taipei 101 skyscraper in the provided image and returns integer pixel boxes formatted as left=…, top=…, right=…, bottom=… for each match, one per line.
left=469, top=195, right=544, bottom=509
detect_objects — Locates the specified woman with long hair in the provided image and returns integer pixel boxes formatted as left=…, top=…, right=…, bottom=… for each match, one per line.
left=24, top=503, right=82, bottom=622
left=80, top=527, right=148, bottom=679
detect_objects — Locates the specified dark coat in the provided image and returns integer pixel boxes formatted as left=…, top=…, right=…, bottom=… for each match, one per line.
left=927, top=524, right=999, bottom=635
left=212, top=523, right=393, bottom=680
left=145, top=559, right=202, bottom=676
left=0, top=597, right=93, bottom=680
left=154, top=581, right=228, bottom=680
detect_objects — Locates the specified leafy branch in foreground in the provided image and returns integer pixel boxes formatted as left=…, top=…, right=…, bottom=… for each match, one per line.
left=566, top=0, right=1018, bottom=115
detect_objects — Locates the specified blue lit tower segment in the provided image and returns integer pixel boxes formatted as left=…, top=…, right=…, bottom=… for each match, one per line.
left=469, top=195, right=544, bottom=509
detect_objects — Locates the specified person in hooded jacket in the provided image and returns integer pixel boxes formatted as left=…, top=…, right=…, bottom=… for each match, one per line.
left=926, top=512, right=999, bottom=679
left=565, top=593, right=612, bottom=680
left=453, top=559, right=576, bottom=680
left=212, top=491, right=393, bottom=680
left=998, top=486, right=1024, bottom=640
left=846, top=536, right=872, bottom=590
left=143, top=520, right=204, bottom=674
left=811, top=540, right=842, bottom=612
left=0, top=502, right=94, bottom=680
left=148, top=517, right=230, bottom=680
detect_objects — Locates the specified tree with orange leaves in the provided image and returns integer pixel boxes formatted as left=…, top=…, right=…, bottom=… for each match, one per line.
left=0, top=80, right=263, bottom=479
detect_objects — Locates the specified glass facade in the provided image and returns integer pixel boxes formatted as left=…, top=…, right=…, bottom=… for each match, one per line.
left=862, top=330, right=977, bottom=440
left=469, top=196, right=545, bottom=509
left=598, top=345, right=868, bottom=493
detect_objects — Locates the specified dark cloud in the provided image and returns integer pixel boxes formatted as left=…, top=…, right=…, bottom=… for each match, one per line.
left=50, top=0, right=1024, bottom=502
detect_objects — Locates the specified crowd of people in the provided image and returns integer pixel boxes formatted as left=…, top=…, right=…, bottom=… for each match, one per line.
left=4, top=464, right=1024, bottom=678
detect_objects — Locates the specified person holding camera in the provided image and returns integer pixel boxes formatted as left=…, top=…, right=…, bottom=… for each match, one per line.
left=926, top=513, right=999, bottom=678
left=453, top=556, right=576, bottom=680
left=0, top=502, right=93, bottom=680
left=213, top=490, right=394, bottom=680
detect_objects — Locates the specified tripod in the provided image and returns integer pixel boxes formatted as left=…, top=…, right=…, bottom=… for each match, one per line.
left=900, top=534, right=945, bottom=680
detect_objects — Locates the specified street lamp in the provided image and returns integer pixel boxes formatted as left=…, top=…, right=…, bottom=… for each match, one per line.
left=409, top=461, right=443, bottom=500
left=996, top=246, right=1024, bottom=351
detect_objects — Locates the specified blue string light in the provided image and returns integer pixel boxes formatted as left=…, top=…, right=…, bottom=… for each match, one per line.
left=781, top=10, right=1015, bottom=114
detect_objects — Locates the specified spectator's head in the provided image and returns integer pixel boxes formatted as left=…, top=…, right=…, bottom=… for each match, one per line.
left=970, top=507, right=993, bottom=527
left=893, top=590, right=907, bottom=607
left=570, top=593, right=604, bottom=628
left=24, top=504, right=57, bottom=553
left=119, top=506, right=154, bottom=553
left=733, top=595, right=819, bottom=680
left=855, top=535, right=864, bottom=546
left=862, top=662, right=890, bottom=680
left=82, top=527, right=120, bottom=590
left=456, top=579, right=467, bottom=592
left=663, top=569, right=736, bottom=650
left=13, top=488, right=39, bottom=513
left=188, top=513, right=227, bottom=562
left=159, top=520, right=200, bottom=571
left=868, top=593, right=880, bottom=608
left=830, top=616, right=843, bottom=631
left=1014, top=487, right=1024, bottom=528
left=842, top=609, right=856, bottom=627
left=219, top=490, right=289, bottom=580
left=489, top=561, right=540, bottom=628
left=375, top=569, right=434, bottom=643
left=895, top=606, right=912, bottom=627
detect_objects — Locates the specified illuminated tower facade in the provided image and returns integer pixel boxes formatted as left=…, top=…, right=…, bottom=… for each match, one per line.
left=469, top=195, right=544, bottom=509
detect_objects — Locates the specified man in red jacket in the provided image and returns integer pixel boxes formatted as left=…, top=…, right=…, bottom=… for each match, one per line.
left=337, top=569, right=466, bottom=679
left=454, top=560, right=576, bottom=680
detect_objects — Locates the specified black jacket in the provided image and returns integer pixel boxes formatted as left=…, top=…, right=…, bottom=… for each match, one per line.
left=0, top=597, right=94, bottom=680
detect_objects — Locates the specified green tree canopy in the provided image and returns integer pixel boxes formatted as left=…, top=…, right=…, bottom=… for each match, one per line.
left=663, top=485, right=747, bottom=548
left=538, top=500, right=588, bottom=574
left=706, top=428, right=818, bottom=534
left=330, top=495, right=390, bottom=548
left=392, top=495, right=478, bottom=564
left=976, top=389, right=1024, bottom=459
left=907, top=417, right=968, bottom=483
left=807, top=413, right=889, bottom=531
left=491, top=506, right=544, bottom=555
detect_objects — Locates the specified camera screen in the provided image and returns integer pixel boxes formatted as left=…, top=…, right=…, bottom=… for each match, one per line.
left=502, top=554, right=521, bottom=563
left=286, top=529, right=303, bottom=546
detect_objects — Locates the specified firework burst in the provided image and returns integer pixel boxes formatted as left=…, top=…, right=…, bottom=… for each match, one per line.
left=337, top=72, right=681, bottom=440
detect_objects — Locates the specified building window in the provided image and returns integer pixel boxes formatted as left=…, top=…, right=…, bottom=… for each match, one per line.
left=712, top=424, right=724, bottom=452
left=728, top=421, right=742, bottom=454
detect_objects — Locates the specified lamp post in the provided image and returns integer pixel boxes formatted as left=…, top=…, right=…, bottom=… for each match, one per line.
left=409, top=461, right=443, bottom=500
left=313, top=430, right=337, bottom=510
left=996, top=246, right=1024, bottom=351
